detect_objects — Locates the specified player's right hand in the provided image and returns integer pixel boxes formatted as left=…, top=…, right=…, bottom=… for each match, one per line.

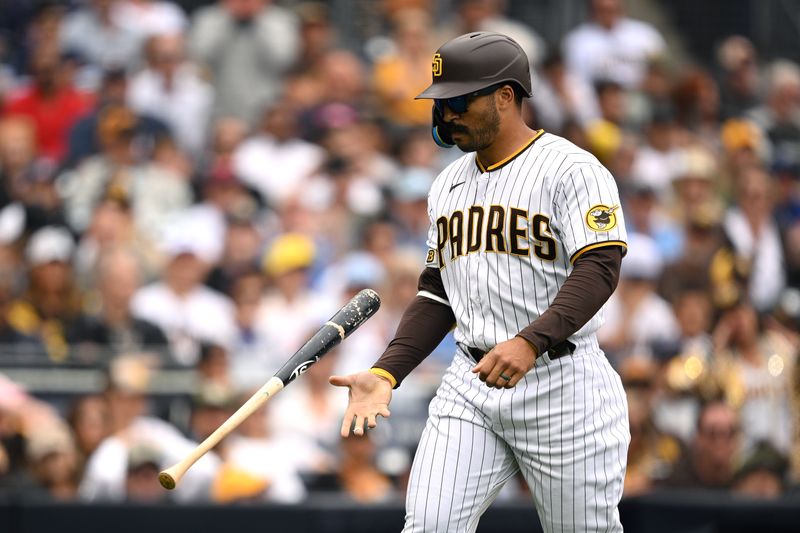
left=329, top=371, right=392, bottom=438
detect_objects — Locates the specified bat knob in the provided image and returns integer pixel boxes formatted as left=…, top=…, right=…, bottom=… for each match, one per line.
left=158, top=471, right=177, bottom=490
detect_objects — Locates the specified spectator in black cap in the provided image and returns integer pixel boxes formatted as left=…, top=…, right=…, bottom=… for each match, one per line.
left=66, top=67, right=170, bottom=168
left=732, top=440, right=789, bottom=499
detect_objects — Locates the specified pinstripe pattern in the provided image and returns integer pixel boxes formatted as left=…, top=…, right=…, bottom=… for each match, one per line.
left=404, top=350, right=629, bottom=532
left=409, top=132, right=629, bottom=532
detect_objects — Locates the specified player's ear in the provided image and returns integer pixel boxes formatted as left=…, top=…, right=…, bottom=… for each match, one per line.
left=495, top=85, right=516, bottom=111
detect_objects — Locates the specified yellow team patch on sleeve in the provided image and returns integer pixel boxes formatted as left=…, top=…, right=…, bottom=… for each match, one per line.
left=585, top=204, right=619, bottom=232
left=426, top=249, right=437, bottom=264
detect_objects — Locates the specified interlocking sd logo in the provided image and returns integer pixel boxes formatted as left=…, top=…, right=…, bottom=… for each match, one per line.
left=432, top=53, right=442, bottom=77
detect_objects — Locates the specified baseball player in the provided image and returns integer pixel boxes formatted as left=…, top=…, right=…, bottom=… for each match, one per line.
left=331, top=32, right=629, bottom=532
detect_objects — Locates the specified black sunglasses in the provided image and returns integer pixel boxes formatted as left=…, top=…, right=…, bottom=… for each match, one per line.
left=434, top=84, right=502, bottom=115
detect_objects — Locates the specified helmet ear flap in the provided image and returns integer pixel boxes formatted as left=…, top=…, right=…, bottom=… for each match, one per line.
left=431, top=105, right=454, bottom=148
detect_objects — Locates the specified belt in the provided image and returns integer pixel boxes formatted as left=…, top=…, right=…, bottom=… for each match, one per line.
left=459, top=340, right=576, bottom=363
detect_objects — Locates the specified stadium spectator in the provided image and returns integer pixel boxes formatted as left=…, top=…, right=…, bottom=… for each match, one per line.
left=197, top=342, right=231, bottom=389
left=563, top=0, right=665, bottom=89
left=205, top=218, right=264, bottom=296
left=254, top=233, right=333, bottom=369
left=2, top=44, right=94, bottom=164
left=190, top=383, right=236, bottom=442
left=59, top=104, right=191, bottom=241
left=69, top=247, right=169, bottom=363
left=722, top=166, right=785, bottom=311
left=298, top=50, right=368, bottom=141
left=386, top=167, right=434, bottom=249
left=292, top=1, right=336, bottom=73
left=732, top=440, right=789, bottom=499
left=532, top=51, right=600, bottom=135
left=670, top=146, right=722, bottom=226
left=0, top=278, right=43, bottom=356
left=188, top=0, right=299, bottom=122
left=25, top=425, right=79, bottom=501
left=599, top=233, right=680, bottom=362
left=124, top=443, right=168, bottom=502
left=624, top=389, right=682, bottom=496
left=6, top=226, right=83, bottom=362
left=80, top=356, right=219, bottom=502
left=232, top=101, right=325, bottom=208
left=652, top=288, right=715, bottom=443
left=335, top=431, right=395, bottom=503
left=449, top=0, right=545, bottom=67
left=226, top=269, right=271, bottom=384
left=212, top=389, right=307, bottom=503
left=671, top=68, right=722, bottom=146
left=112, top=0, right=188, bottom=39
left=712, top=302, right=796, bottom=454
left=67, top=394, right=111, bottom=474
left=72, top=199, right=162, bottom=286
left=630, top=109, right=683, bottom=201
left=127, top=33, right=213, bottom=157
left=715, top=36, right=761, bottom=120
left=130, top=223, right=236, bottom=365
left=622, top=182, right=683, bottom=262
left=371, top=9, right=436, bottom=128
left=661, top=399, right=741, bottom=490
left=0, top=119, right=66, bottom=240
left=747, top=60, right=800, bottom=169
left=65, top=67, right=171, bottom=168
left=59, top=0, right=142, bottom=77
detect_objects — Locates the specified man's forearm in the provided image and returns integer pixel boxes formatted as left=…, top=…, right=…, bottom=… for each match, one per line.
left=371, top=268, right=455, bottom=387
left=517, top=246, right=623, bottom=355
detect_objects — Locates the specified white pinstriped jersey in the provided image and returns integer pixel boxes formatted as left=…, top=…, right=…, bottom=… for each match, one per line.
left=422, top=131, right=627, bottom=353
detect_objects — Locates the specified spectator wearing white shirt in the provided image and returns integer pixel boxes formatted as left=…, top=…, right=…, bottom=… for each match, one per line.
left=127, top=33, right=214, bottom=157
left=188, top=0, right=300, bottom=122
left=452, top=0, right=546, bottom=67
left=60, top=0, right=142, bottom=75
left=563, top=0, right=666, bottom=89
left=254, top=233, right=335, bottom=370
left=112, top=0, right=188, bottom=39
left=130, top=223, right=236, bottom=365
left=723, top=166, right=786, bottom=312
left=79, top=356, right=219, bottom=502
left=598, top=233, right=681, bottom=363
left=630, top=108, right=684, bottom=201
left=532, top=51, right=600, bottom=135
left=232, top=101, right=324, bottom=208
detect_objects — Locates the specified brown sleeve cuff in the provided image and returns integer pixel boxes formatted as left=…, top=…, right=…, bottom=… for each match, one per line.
left=517, top=245, right=623, bottom=355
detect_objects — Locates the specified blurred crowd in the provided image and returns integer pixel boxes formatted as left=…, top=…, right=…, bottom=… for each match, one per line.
left=0, top=0, right=798, bottom=507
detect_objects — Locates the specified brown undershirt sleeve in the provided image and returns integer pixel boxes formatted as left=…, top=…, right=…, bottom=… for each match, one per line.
left=516, top=245, right=623, bottom=356
left=371, top=267, right=455, bottom=388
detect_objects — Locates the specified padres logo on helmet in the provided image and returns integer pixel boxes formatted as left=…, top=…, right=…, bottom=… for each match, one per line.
left=432, top=53, right=443, bottom=77
left=586, top=204, right=619, bottom=232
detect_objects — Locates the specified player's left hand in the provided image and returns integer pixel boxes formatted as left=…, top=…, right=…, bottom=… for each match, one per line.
left=472, top=337, right=537, bottom=388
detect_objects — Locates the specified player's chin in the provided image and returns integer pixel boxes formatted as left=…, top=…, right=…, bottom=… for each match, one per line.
left=452, top=134, right=476, bottom=152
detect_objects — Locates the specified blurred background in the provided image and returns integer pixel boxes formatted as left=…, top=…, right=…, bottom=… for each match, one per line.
left=0, top=0, right=798, bottom=531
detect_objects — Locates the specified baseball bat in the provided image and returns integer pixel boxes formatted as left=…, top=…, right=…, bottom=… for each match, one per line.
left=158, top=288, right=381, bottom=490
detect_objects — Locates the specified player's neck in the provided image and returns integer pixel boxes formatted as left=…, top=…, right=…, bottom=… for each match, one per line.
left=476, top=122, right=539, bottom=171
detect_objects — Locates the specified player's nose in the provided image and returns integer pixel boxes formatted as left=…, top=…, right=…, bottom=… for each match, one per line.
left=442, top=106, right=460, bottom=122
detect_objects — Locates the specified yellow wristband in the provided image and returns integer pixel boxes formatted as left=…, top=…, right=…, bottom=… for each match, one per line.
left=369, top=368, right=397, bottom=388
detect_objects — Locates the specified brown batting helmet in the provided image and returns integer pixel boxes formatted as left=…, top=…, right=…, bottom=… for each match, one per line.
left=416, top=32, right=533, bottom=100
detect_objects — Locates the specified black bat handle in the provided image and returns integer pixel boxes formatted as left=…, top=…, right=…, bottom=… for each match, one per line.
left=274, top=289, right=381, bottom=385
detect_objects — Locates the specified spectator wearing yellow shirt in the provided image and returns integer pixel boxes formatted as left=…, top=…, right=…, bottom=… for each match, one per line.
left=372, top=9, right=436, bottom=128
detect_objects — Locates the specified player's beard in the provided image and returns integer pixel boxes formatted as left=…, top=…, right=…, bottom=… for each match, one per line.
left=451, top=97, right=501, bottom=153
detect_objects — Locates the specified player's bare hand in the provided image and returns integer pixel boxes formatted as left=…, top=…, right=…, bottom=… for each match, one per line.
left=472, top=337, right=537, bottom=388
left=329, top=371, right=392, bottom=437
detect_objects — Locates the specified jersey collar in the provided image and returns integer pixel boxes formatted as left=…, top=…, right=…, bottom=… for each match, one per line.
left=475, top=129, right=545, bottom=173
